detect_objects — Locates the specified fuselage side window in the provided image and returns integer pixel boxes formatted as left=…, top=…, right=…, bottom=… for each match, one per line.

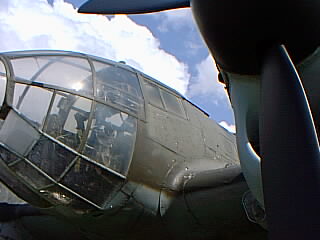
left=143, top=80, right=165, bottom=109
left=143, top=78, right=187, bottom=118
left=160, top=89, right=186, bottom=118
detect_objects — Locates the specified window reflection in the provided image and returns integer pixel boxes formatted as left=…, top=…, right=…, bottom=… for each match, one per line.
left=94, top=61, right=142, bottom=115
left=84, top=103, right=137, bottom=175
left=11, top=56, right=93, bottom=96
left=0, top=110, right=40, bottom=156
left=10, top=57, right=41, bottom=81
left=39, top=185, right=93, bottom=212
left=13, top=84, right=53, bottom=128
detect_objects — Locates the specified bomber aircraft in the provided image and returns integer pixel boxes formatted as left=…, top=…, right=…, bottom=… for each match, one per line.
left=0, top=50, right=266, bottom=239
left=0, top=0, right=319, bottom=240
left=78, top=0, right=320, bottom=239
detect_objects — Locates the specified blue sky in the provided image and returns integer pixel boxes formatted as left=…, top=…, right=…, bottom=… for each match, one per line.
left=0, top=0, right=235, bottom=131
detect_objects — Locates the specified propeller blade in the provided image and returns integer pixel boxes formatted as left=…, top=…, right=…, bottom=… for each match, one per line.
left=78, top=0, right=190, bottom=14
left=260, top=45, right=320, bottom=239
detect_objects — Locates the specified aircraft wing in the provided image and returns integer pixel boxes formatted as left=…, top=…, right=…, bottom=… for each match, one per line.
left=183, top=166, right=266, bottom=227
left=160, top=165, right=267, bottom=239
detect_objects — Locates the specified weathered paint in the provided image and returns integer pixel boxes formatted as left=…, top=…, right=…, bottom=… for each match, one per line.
left=0, top=51, right=266, bottom=239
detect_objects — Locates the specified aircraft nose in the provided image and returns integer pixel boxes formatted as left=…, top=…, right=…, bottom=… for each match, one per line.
left=0, top=51, right=141, bottom=212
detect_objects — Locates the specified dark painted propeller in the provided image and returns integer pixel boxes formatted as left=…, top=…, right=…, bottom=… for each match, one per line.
left=78, top=0, right=190, bottom=14
left=78, top=0, right=320, bottom=238
left=260, top=45, right=320, bottom=239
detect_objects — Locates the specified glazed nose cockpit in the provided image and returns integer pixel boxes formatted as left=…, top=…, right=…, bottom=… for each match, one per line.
left=0, top=51, right=143, bottom=212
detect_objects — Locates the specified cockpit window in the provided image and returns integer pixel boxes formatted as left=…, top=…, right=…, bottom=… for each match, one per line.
left=84, top=102, right=137, bottom=175
left=0, top=110, right=40, bottom=156
left=60, top=158, right=123, bottom=207
left=11, top=56, right=93, bottom=97
left=9, top=56, right=144, bottom=117
left=13, top=84, right=53, bottom=128
left=27, top=134, right=78, bottom=180
left=0, top=51, right=142, bottom=211
left=93, top=61, right=143, bottom=115
left=10, top=159, right=52, bottom=189
left=44, top=92, right=92, bottom=150
left=0, top=61, right=6, bottom=111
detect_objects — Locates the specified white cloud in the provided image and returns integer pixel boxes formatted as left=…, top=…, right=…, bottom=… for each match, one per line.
left=187, top=55, right=230, bottom=106
left=184, top=40, right=203, bottom=54
left=152, top=8, right=193, bottom=32
left=0, top=0, right=189, bottom=95
left=219, top=121, right=236, bottom=133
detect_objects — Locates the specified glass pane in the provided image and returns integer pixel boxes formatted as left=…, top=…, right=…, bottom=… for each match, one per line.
left=10, top=160, right=52, bottom=189
left=0, top=111, right=40, bottom=156
left=0, top=145, right=19, bottom=165
left=160, top=90, right=185, bottom=117
left=27, top=135, right=77, bottom=180
left=13, top=84, right=53, bottom=127
left=61, top=159, right=123, bottom=207
left=44, top=93, right=92, bottom=151
left=10, top=57, right=41, bottom=81
left=144, top=81, right=164, bottom=109
left=94, top=61, right=142, bottom=114
left=11, top=56, right=93, bottom=96
left=0, top=61, right=7, bottom=110
left=84, top=103, right=137, bottom=175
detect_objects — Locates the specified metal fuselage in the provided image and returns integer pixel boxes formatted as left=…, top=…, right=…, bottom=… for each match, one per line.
left=76, top=0, right=320, bottom=238
left=0, top=51, right=266, bottom=240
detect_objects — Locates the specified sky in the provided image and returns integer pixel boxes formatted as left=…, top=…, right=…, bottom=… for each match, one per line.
left=0, top=0, right=235, bottom=132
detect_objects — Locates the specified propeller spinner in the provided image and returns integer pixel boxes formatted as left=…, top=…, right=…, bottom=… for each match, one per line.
left=78, top=0, right=320, bottom=238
